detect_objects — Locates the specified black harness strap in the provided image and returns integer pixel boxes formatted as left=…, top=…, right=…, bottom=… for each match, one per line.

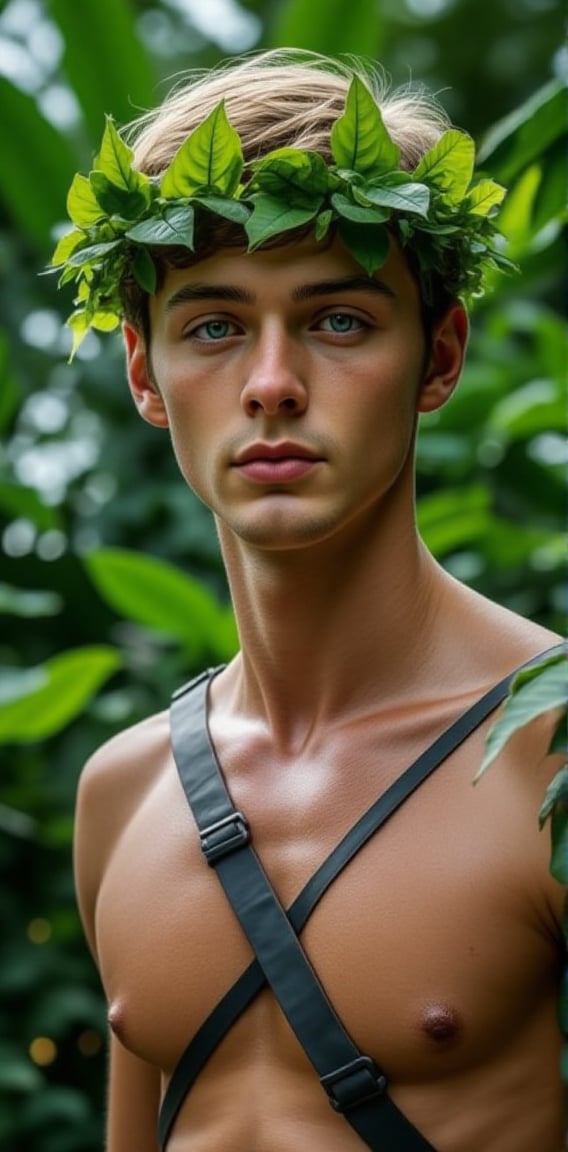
left=161, top=644, right=564, bottom=1150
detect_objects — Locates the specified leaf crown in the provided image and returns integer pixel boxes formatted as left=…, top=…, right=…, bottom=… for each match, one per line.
left=51, top=76, right=511, bottom=357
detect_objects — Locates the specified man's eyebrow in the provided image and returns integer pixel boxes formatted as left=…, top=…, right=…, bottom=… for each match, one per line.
left=291, top=275, right=396, bottom=302
left=165, top=284, right=256, bottom=312
left=164, top=274, right=396, bottom=313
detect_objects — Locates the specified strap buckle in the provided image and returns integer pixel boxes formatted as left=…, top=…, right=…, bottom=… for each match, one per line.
left=320, top=1055, right=387, bottom=1112
left=200, top=811, right=250, bottom=865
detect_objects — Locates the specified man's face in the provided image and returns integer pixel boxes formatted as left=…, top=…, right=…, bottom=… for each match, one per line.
left=124, top=234, right=465, bottom=553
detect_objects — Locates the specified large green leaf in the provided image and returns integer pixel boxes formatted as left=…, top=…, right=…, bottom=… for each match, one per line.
left=413, top=130, right=474, bottom=204
left=0, top=78, right=77, bottom=249
left=47, top=0, right=156, bottom=146
left=84, top=548, right=238, bottom=662
left=267, top=0, right=382, bottom=54
left=160, top=102, right=243, bottom=198
left=331, top=76, right=400, bottom=175
left=0, top=647, right=122, bottom=744
left=477, top=80, right=565, bottom=183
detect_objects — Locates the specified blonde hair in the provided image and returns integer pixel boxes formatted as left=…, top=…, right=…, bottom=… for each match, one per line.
left=126, top=48, right=451, bottom=177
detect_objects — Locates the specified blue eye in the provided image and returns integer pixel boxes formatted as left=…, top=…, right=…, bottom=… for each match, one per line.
left=320, top=313, right=362, bottom=334
left=193, top=319, right=237, bottom=340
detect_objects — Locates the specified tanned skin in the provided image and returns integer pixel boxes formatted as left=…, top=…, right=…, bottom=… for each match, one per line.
left=74, top=235, right=565, bottom=1152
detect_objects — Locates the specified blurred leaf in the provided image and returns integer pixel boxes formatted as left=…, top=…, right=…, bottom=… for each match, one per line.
left=0, top=584, right=63, bottom=619
left=84, top=548, right=238, bottom=662
left=267, top=0, right=381, bottom=53
left=47, top=0, right=156, bottom=144
left=478, top=79, right=565, bottom=182
left=417, top=486, right=491, bottom=554
left=20, top=1085, right=91, bottom=1130
left=0, top=483, right=61, bottom=531
left=488, top=378, right=565, bottom=437
left=0, top=79, right=77, bottom=249
left=0, top=647, right=122, bottom=743
left=531, top=137, right=568, bottom=235
left=0, top=1044, right=43, bottom=1092
left=0, top=803, right=36, bottom=840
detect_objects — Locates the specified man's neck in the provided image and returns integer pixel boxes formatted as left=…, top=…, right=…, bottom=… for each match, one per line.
left=216, top=514, right=450, bottom=747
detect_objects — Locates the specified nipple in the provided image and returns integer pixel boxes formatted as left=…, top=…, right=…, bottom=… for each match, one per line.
left=420, top=1004, right=463, bottom=1044
left=107, top=1002, right=126, bottom=1040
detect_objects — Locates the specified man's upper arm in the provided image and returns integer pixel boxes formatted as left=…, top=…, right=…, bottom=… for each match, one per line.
left=107, top=1032, right=161, bottom=1152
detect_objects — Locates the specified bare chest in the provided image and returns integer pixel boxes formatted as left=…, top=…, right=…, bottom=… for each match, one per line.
left=95, top=709, right=555, bottom=1087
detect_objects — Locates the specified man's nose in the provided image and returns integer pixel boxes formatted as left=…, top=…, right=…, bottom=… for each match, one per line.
left=240, top=328, right=308, bottom=417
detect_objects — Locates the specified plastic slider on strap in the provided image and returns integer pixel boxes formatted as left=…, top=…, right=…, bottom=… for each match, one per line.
left=320, top=1055, right=387, bottom=1113
left=200, top=811, right=250, bottom=866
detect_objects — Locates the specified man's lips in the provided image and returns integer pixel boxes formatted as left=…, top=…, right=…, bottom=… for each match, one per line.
left=232, top=442, right=323, bottom=482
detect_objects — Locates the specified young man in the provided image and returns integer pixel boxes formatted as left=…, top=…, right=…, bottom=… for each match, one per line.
left=59, top=50, right=565, bottom=1152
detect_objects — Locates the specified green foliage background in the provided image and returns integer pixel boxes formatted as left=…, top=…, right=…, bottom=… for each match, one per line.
left=0, top=0, right=565, bottom=1146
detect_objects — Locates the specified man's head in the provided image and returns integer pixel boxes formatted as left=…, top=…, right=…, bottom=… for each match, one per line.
left=52, top=49, right=509, bottom=357
left=122, top=51, right=454, bottom=338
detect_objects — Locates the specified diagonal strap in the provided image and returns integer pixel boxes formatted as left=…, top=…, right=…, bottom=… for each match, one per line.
left=168, top=671, right=436, bottom=1152
left=161, top=643, right=565, bottom=1149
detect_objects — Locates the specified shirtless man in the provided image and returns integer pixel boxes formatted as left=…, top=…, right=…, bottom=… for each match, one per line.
left=61, top=49, right=565, bottom=1152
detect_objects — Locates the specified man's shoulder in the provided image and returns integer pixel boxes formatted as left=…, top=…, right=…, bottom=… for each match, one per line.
left=77, top=707, right=171, bottom=810
left=447, top=578, right=562, bottom=673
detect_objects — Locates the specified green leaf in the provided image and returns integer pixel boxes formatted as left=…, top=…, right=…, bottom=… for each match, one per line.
left=413, top=130, right=475, bottom=204
left=507, top=650, right=566, bottom=693
left=161, top=100, right=243, bottom=199
left=132, top=247, right=157, bottom=294
left=477, top=80, right=565, bottom=183
left=66, top=240, right=121, bottom=268
left=66, top=172, right=104, bottom=228
left=84, top=548, right=238, bottom=662
left=245, top=194, right=319, bottom=250
left=0, top=647, right=122, bottom=744
left=0, top=77, right=77, bottom=250
left=94, top=116, right=141, bottom=194
left=268, top=0, right=384, bottom=56
left=315, top=209, right=333, bottom=241
left=540, top=767, right=568, bottom=828
left=337, top=219, right=390, bottom=275
left=331, top=76, right=400, bottom=176
left=90, top=311, right=121, bottom=333
left=531, top=140, right=568, bottom=234
left=360, top=181, right=431, bottom=217
left=549, top=803, right=568, bottom=884
left=49, top=0, right=156, bottom=144
left=477, top=655, right=567, bottom=777
left=67, top=310, right=90, bottom=359
left=252, top=149, right=330, bottom=200
left=89, top=172, right=149, bottom=220
left=194, top=195, right=250, bottom=226
left=0, top=482, right=61, bottom=531
left=50, top=228, right=88, bottom=268
left=331, top=192, right=389, bottom=224
left=126, top=203, right=195, bottom=249
left=417, top=485, right=491, bottom=554
left=465, top=179, right=507, bottom=217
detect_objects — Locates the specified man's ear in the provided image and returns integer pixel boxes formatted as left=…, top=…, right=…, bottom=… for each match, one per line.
left=417, top=304, right=469, bottom=414
left=122, top=321, right=169, bottom=428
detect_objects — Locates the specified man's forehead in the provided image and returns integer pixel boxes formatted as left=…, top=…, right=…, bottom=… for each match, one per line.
left=157, top=235, right=408, bottom=313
